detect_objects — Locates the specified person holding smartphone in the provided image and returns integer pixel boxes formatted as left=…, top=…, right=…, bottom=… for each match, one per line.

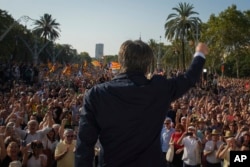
left=22, top=141, right=47, bottom=167
left=177, top=126, right=202, bottom=167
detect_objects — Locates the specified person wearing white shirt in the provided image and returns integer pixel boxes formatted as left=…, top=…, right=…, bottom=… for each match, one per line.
left=203, top=129, right=224, bottom=167
left=177, top=125, right=201, bottom=167
left=15, top=120, right=52, bottom=146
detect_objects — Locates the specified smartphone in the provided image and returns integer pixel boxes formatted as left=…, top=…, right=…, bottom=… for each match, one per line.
left=21, top=140, right=26, bottom=147
left=186, top=132, right=193, bottom=136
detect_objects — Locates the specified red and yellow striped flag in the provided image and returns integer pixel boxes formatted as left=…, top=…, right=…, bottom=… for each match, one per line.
left=48, top=61, right=52, bottom=70
left=84, top=60, right=87, bottom=67
left=91, top=60, right=101, bottom=67
left=110, top=61, right=121, bottom=69
left=49, top=64, right=57, bottom=73
left=62, top=64, right=71, bottom=76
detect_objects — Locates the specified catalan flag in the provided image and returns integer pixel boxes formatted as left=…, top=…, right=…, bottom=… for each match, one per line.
left=110, top=61, right=121, bottom=69
left=48, top=61, right=53, bottom=70
left=84, top=60, right=87, bottom=67
left=49, top=64, right=57, bottom=73
left=62, top=64, right=71, bottom=76
left=91, top=60, right=101, bottom=67
left=72, top=63, right=79, bottom=69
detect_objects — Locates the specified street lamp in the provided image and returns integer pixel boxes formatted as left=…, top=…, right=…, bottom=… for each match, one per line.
left=195, top=23, right=199, bottom=46
left=17, top=34, right=49, bottom=65
left=174, top=49, right=179, bottom=69
left=156, top=36, right=161, bottom=71
left=0, top=15, right=30, bottom=42
left=15, top=16, right=49, bottom=65
left=46, top=45, right=63, bottom=63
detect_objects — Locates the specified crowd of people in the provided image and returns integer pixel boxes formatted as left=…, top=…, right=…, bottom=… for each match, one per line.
left=0, top=53, right=249, bottom=167
left=161, top=77, right=250, bottom=167
left=0, top=62, right=111, bottom=167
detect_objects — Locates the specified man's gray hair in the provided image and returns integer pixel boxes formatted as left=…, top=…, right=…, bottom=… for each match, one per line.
left=63, top=129, right=74, bottom=136
left=165, top=117, right=172, bottom=122
left=9, top=160, right=22, bottom=167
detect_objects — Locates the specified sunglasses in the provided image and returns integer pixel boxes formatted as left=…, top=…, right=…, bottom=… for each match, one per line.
left=33, top=144, right=43, bottom=149
left=66, top=135, right=74, bottom=138
left=35, top=146, right=43, bottom=149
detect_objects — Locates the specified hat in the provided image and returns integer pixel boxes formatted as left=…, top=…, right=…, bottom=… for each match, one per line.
left=189, top=122, right=196, bottom=126
left=6, top=122, right=15, bottom=127
left=237, top=120, right=245, bottom=125
left=63, top=108, right=68, bottom=112
left=229, top=122, right=236, bottom=126
left=197, top=118, right=205, bottom=123
left=180, top=105, right=188, bottom=109
left=224, top=131, right=235, bottom=138
left=181, top=116, right=187, bottom=120
left=242, top=131, right=250, bottom=137
left=188, top=126, right=195, bottom=130
left=9, top=160, right=22, bottom=167
left=211, top=129, right=220, bottom=135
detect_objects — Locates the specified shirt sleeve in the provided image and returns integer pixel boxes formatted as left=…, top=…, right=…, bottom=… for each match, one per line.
left=75, top=90, right=99, bottom=167
left=194, top=52, right=205, bottom=59
left=14, top=127, right=26, bottom=139
left=37, top=127, right=52, bottom=139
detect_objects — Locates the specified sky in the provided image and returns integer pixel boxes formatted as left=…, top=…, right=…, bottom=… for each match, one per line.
left=1, top=0, right=250, bottom=57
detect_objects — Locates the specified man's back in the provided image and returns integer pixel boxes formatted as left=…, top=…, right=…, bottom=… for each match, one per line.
left=90, top=73, right=172, bottom=166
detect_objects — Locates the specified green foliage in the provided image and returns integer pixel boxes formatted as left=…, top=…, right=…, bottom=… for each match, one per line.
left=78, top=52, right=92, bottom=64
left=201, top=5, right=250, bottom=78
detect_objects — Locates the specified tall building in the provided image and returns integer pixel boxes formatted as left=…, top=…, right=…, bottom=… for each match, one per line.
left=95, top=43, right=104, bottom=59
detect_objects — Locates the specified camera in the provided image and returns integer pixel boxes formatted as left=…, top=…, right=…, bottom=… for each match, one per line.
left=0, top=118, right=3, bottom=125
left=21, top=140, right=26, bottom=147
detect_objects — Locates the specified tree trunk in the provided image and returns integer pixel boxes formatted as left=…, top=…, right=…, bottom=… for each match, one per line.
left=182, top=38, right=185, bottom=70
left=236, top=54, right=239, bottom=78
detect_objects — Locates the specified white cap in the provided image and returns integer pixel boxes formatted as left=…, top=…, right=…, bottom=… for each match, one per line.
left=188, top=126, right=195, bottom=130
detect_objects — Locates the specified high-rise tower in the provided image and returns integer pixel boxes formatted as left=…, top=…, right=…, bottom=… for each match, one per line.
left=95, top=43, right=104, bottom=59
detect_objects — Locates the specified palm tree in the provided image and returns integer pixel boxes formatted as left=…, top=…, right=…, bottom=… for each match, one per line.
left=148, top=39, right=158, bottom=59
left=165, top=2, right=201, bottom=70
left=148, top=39, right=158, bottom=72
left=33, top=13, right=61, bottom=42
